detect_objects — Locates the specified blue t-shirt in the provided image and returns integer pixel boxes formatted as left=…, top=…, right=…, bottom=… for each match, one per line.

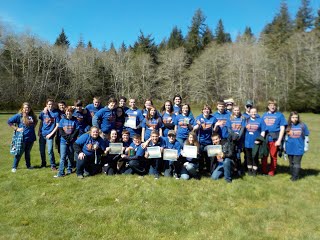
left=243, top=112, right=260, bottom=119
left=164, top=137, right=182, bottom=156
left=148, top=136, right=166, bottom=148
left=173, top=105, right=181, bottom=115
left=286, top=123, right=309, bottom=155
left=244, top=118, right=266, bottom=148
left=195, top=114, right=217, bottom=145
left=58, top=117, right=79, bottom=144
left=262, top=111, right=287, bottom=142
left=230, top=116, right=246, bottom=135
left=174, top=114, right=195, bottom=140
left=8, top=113, right=36, bottom=142
left=212, top=111, right=231, bottom=139
left=93, top=107, right=116, bottom=134
left=142, top=117, right=164, bottom=140
left=85, top=103, right=103, bottom=118
left=129, top=142, right=145, bottom=157
left=124, top=108, right=144, bottom=137
left=161, top=112, right=176, bottom=137
left=73, top=110, right=91, bottom=135
left=75, top=133, right=107, bottom=156
left=39, top=110, right=60, bottom=137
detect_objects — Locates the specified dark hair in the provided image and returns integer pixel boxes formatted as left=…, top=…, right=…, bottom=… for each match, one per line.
left=202, top=104, right=212, bottom=114
left=184, top=132, right=200, bottom=149
left=173, top=94, right=182, bottom=102
left=180, top=103, right=191, bottom=116
left=150, top=130, right=160, bottom=136
left=211, top=132, right=221, bottom=139
left=119, top=96, right=127, bottom=102
left=74, top=99, right=83, bottom=107
left=46, top=98, right=54, bottom=104
left=108, top=97, right=118, bottom=104
left=160, top=100, right=174, bottom=114
left=132, top=134, right=141, bottom=140
left=58, top=100, right=66, bottom=105
left=286, top=111, right=301, bottom=133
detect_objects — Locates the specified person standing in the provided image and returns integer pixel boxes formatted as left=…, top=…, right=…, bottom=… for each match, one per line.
left=284, top=112, right=310, bottom=181
left=261, top=100, right=287, bottom=176
left=39, top=99, right=60, bottom=170
left=8, top=102, right=38, bottom=172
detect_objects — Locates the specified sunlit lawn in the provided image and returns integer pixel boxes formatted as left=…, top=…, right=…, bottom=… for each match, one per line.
left=0, top=113, right=319, bottom=240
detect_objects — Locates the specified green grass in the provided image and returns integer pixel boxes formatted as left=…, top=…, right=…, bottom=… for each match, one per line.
left=0, top=113, right=319, bottom=240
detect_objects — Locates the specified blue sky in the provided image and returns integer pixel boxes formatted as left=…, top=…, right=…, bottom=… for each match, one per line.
left=1, top=0, right=320, bottom=49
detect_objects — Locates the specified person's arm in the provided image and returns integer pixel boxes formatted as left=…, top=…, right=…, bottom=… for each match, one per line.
left=46, top=123, right=59, bottom=139
left=275, top=125, right=285, bottom=146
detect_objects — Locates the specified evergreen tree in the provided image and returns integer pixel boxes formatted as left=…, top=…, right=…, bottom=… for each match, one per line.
left=87, top=41, right=93, bottom=49
left=76, top=35, right=85, bottom=48
left=314, top=9, right=320, bottom=31
left=295, top=0, right=314, bottom=31
left=202, top=26, right=214, bottom=48
left=261, top=1, right=293, bottom=49
left=158, top=38, right=167, bottom=51
left=54, top=28, right=70, bottom=47
left=185, top=9, right=206, bottom=58
left=120, top=41, right=127, bottom=52
left=132, top=30, right=158, bottom=64
left=167, top=26, right=184, bottom=49
left=215, top=19, right=231, bottom=44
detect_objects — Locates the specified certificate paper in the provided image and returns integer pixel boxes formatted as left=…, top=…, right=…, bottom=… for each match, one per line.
left=147, top=146, right=161, bottom=158
left=183, top=145, right=197, bottom=158
left=206, top=145, right=222, bottom=157
left=124, top=116, right=137, bottom=129
left=109, top=143, right=123, bottom=154
left=163, top=149, right=178, bottom=161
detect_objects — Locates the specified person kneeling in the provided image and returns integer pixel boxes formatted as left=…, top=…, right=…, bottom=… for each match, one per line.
left=210, top=133, right=235, bottom=183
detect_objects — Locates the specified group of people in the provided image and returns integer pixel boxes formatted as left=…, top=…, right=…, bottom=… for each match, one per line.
left=8, top=94, right=310, bottom=182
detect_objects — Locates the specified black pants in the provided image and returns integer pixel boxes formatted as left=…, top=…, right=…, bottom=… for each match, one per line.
left=245, top=148, right=258, bottom=167
left=288, top=155, right=302, bottom=180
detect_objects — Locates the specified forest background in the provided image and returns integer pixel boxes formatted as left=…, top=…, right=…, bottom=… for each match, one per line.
left=0, top=0, right=319, bottom=112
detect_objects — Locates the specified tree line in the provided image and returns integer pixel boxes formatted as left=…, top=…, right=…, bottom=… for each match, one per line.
left=0, top=0, right=319, bottom=112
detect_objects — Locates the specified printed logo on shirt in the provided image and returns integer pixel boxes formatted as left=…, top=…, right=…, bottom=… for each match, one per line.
left=246, top=123, right=259, bottom=132
left=44, top=117, right=54, bottom=124
left=231, top=123, right=242, bottom=131
left=27, top=116, right=34, bottom=125
left=63, top=125, right=74, bottom=134
left=86, top=140, right=99, bottom=151
left=264, top=117, right=276, bottom=126
left=163, top=117, right=172, bottom=124
left=178, top=118, right=190, bottom=128
left=90, top=111, right=95, bottom=117
left=217, top=119, right=227, bottom=127
left=288, top=129, right=302, bottom=139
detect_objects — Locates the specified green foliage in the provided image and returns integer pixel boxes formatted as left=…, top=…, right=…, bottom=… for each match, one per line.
left=132, top=31, right=158, bottom=64
left=167, top=26, right=184, bottom=50
left=214, top=19, right=231, bottom=44
left=294, top=0, right=314, bottom=32
left=54, top=28, right=70, bottom=47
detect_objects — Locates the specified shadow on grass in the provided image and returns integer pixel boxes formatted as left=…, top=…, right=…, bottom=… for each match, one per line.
left=276, top=164, right=320, bottom=179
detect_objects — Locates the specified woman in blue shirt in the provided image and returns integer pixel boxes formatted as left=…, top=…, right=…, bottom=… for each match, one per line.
left=160, top=100, right=176, bottom=137
left=174, top=104, right=195, bottom=146
left=8, top=102, right=38, bottom=172
left=285, top=112, right=310, bottom=181
left=141, top=106, right=163, bottom=142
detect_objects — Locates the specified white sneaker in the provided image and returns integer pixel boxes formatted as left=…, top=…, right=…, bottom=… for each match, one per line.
left=11, top=168, right=17, bottom=173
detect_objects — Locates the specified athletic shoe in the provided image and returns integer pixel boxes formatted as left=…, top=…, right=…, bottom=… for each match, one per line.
left=66, top=170, right=72, bottom=175
left=51, top=166, right=57, bottom=171
left=77, top=175, right=84, bottom=179
left=11, top=168, right=17, bottom=173
left=27, top=166, right=34, bottom=170
left=173, top=173, right=179, bottom=179
left=154, top=174, right=160, bottom=179
left=53, top=174, right=64, bottom=178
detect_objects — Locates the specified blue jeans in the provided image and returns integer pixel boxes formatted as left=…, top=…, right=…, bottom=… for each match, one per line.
left=148, top=158, right=162, bottom=176
left=39, top=135, right=56, bottom=167
left=211, top=158, right=233, bottom=182
left=58, top=142, right=74, bottom=176
left=12, top=141, right=34, bottom=168
left=180, top=162, right=199, bottom=180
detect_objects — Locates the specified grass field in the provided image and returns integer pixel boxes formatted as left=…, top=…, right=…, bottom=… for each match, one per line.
left=0, top=113, right=319, bottom=240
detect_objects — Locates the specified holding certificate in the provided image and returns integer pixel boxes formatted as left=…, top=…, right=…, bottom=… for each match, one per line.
left=206, top=145, right=222, bottom=157
left=180, top=132, right=200, bottom=180
left=144, top=130, right=165, bottom=179
left=163, top=130, right=182, bottom=178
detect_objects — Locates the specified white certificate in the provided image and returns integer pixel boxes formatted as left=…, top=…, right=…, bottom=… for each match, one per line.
left=147, top=146, right=161, bottom=158
left=109, top=143, right=123, bottom=154
left=124, top=116, right=137, bottom=129
left=183, top=145, right=197, bottom=158
left=163, top=149, right=178, bottom=161
left=207, top=145, right=222, bottom=157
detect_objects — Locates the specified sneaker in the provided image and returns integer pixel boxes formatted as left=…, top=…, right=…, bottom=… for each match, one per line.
left=11, top=168, right=17, bottom=173
left=83, top=171, right=90, bottom=177
left=54, top=174, right=64, bottom=178
left=51, top=166, right=57, bottom=171
left=27, top=166, right=34, bottom=170
left=66, top=170, right=72, bottom=175
left=154, top=174, right=160, bottom=179
left=225, top=179, right=232, bottom=183
left=77, top=175, right=84, bottom=179
left=173, top=173, right=179, bottom=179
